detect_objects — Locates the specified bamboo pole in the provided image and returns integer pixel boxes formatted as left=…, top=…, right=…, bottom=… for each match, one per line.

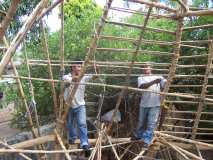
left=58, top=0, right=65, bottom=120
left=37, top=0, right=63, bottom=21
left=3, top=38, right=47, bottom=159
left=127, top=0, right=177, bottom=13
left=165, top=117, right=213, bottom=124
left=0, top=141, right=32, bottom=160
left=99, top=35, right=205, bottom=49
left=160, top=139, right=203, bottom=160
left=163, top=125, right=213, bottom=131
left=96, top=47, right=174, bottom=56
left=110, top=7, right=176, bottom=20
left=28, top=62, right=169, bottom=72
left=0, top=0, right=48, bottom=76
left=54, top=130, right=72, bottom=160
left=182, top=9, right=213, bottom=17
left=3, top=75, right=213, bottom=102
left=104, top=20, right=176, bottom=35
left=192, top=41, right=213, bottom=139
left=133, top=149, right=146, bottom=160
left=159, top=139, right=190, bottom=160
left=158, top=5, right=184, bottom=130
left=159, top=131, right=213, bottom=135
left=177, top=0, right=188, bottom=12
left=0, top=141, right=133, bottom=154
left=0, top=0, right=20, bottom=40
left=22, top=41, right=41, bottom=137
left=107, top=7, right=153, bottom=132
left=40, top=20, right=58, bottom=118
left=155, top=132, right=213, bottom=149
left=107, top=136, right=120, bottom=160
left=183, top=24, right=213, bottom=31
left=61, top=0, right=113, bottom=123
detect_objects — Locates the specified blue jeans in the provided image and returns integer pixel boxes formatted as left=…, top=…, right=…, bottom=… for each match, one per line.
left=134, top=106, right=160, bottom=145
left=67, top=105, right=89, bottom=147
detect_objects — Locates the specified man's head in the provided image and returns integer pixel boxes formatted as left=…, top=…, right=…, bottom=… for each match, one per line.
left=71, top=61, right=83, bottom=76
left=143, top=63, right=152, bottom=75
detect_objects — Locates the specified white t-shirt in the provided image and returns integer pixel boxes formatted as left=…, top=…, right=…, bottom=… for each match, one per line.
left=138, top=75, right=166, bottom=108
left=63, top=74, right=92, bottom=108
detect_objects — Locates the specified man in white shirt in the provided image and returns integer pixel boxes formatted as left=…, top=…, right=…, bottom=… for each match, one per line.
left=63, top=61, right=93, bottom=150
left=133, top=63, right=166, bottom=147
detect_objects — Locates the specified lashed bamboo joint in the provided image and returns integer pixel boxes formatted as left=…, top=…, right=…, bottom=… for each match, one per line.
left=0, top=0, right=213, bottom=160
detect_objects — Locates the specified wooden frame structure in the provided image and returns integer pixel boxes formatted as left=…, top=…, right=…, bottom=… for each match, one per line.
left=0, top=0, right=213, bottom=159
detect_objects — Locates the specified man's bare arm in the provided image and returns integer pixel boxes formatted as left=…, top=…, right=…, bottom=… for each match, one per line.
left=139, top=78, right=161, bottom=89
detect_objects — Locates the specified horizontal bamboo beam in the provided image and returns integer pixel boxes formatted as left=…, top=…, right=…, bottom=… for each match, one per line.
left=3, top=75, right=213, bottom=102
left=179, top=54, right=208, bottom=59
left=165, top=117, right=213, bottom=124
left=183, top=24, right=213, bottom=31
left=127, top=0, right=177, bottom=13
left=28, top=62, right=169, bottom=71
left=10, top=135, right=56, bottom=149
left=182, top=10, right=213, bottom=17
left=165, top=100, right=213, bottom=105
left=99, top=35, right=205, bottom=49
left=155, top=132, right=213, bottom=149
left=169, top=110, right=213, bottom=115
left=96, top=47, right=174, bottom=56
left=0, top=141, right=132, bottom=154
left=160, top=131, right=213, bottom=135
left=104, top=20, right=176, bottom=35
left=163, top=124, right=213, bottom=131
left=110, top=7, right=176, bottom=20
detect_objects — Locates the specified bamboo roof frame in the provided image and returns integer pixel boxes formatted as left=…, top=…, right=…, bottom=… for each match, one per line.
left=0, top=0, right=213, bottom=159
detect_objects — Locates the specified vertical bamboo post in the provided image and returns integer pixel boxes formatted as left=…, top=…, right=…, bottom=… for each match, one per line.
left=107, top=7, right=153, bottom=133
left=40, top=20, right=58, bottom=118
left=58, top=0, right=65, bottom=120
left=23, top=41, right=41, bottom=137
left=158, top=1, right=185, bottom=130
left=3, top=38, right=37, bottom=138
left=61, top=0, right=113, bottom=123
left=191, top=41, right=213, bottom=139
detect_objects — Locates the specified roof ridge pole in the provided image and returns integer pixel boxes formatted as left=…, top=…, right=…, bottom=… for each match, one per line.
left=191, top=40, right=213, bottom=139
left=60, top=0, right=113, bottom=123
left=158, top=0, right=186, bottom=130
left=0, top=0, right=48, bottom=76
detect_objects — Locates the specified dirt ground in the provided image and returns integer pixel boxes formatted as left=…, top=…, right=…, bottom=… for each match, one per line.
left=0, top=104, right=20, bottom=138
